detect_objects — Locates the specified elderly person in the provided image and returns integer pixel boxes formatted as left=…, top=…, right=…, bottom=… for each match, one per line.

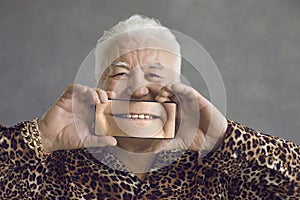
left=1, top=15, right=299, bottom=199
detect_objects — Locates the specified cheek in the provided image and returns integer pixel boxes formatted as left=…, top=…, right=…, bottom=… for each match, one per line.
left=166, top=68, right=180, bottom=82
left=102, top=79, right=128, bottom=96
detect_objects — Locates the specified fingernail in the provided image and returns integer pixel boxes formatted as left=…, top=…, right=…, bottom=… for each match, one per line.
left=155, top=96, right=161, bottom=101
left=94, top=94, right=100, bottom=104
left=102, top=95, right=108, bottom=103
left=155, top=96, right=167, bottom=102
left=160, top=90, right=169, bottom=97
left=109, top=137, right=117, bottom=146
left=111, top=91, right=116, bottom=98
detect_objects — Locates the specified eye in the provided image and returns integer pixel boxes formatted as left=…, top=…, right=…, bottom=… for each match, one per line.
left=148, top=73, right=160, bottom=78
left=146, top=73, right=163, bottom=80
left=110, top=72, right=130, bottom=80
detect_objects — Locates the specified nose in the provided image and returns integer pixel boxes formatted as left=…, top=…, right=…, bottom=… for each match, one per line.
left=126, top=70, right=151, bottom=99
left=127, top=86, right=150, bottom=99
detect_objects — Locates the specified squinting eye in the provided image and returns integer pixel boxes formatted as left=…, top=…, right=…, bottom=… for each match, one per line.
left=146, top=73, right=163, bottom=79
left=111, top=72, right=130, bottom=79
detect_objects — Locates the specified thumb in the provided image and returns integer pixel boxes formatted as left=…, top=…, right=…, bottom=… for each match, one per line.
left=83, top=135, right=117, bottom=148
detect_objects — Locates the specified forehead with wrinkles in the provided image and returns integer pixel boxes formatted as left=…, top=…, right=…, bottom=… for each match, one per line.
left=110, top=33, right=171, bottom=58
left=112, top=49, right=178, bottom=68
left=95, top=29, right=181, bottom=82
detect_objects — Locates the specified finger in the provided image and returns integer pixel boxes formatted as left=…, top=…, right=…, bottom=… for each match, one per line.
left=72, top=84, right=100, bottom=104
left=170, top=83, right=195, bottom=100
left=171, top=83, right=210, bottom=109
left=56, top=85, right=91, bottom=113
left=106, top=91, right=116, bottom=99
left=155, top=85, right=177, bottom=103
left=155, top=85, right=182, bottom=130
left=59, top=87, right=73, bottom=101
left=96, top=89, right=109, bottom=103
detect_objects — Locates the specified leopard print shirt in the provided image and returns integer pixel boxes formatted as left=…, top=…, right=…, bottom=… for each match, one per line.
left=0, top=120, right=299, bottom=199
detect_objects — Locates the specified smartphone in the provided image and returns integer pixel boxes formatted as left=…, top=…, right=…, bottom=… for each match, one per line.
left=94, top=98, right=177, bottom=139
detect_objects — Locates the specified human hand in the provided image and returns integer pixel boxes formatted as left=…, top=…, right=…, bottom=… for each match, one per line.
left=37, top=84, right=117, bottom=153
left=155, top=83, right=227, bottom=154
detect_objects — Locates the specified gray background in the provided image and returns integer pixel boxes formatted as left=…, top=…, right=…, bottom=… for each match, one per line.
left=1, top=0, right=299, bottom=144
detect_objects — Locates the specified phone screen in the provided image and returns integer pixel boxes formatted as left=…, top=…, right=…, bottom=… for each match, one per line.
left=94, top=98, right=176, bottom=139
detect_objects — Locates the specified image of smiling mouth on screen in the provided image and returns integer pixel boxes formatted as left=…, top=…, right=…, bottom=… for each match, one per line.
left=95, top=100, right=176, bottom=139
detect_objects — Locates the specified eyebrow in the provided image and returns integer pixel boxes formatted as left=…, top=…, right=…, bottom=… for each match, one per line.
left=146, top=63, right=165, bottom=69
left=110, top=62, right=165, bottom=70
left=110, top=61, right=130, bottom=69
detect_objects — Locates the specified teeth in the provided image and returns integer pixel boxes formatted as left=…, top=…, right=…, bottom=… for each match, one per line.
left=144, top=115, right=150, bottom=119
left=126, top=114, right=131, bottom=119
left=138, top=114, right=144, bottom=119
left=118, top=114, right=154, bottom=119
left=131, top=114, right=138, bottom=119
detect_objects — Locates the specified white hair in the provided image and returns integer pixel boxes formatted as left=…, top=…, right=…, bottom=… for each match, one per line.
left=95, top=14, right=181, bottom=82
